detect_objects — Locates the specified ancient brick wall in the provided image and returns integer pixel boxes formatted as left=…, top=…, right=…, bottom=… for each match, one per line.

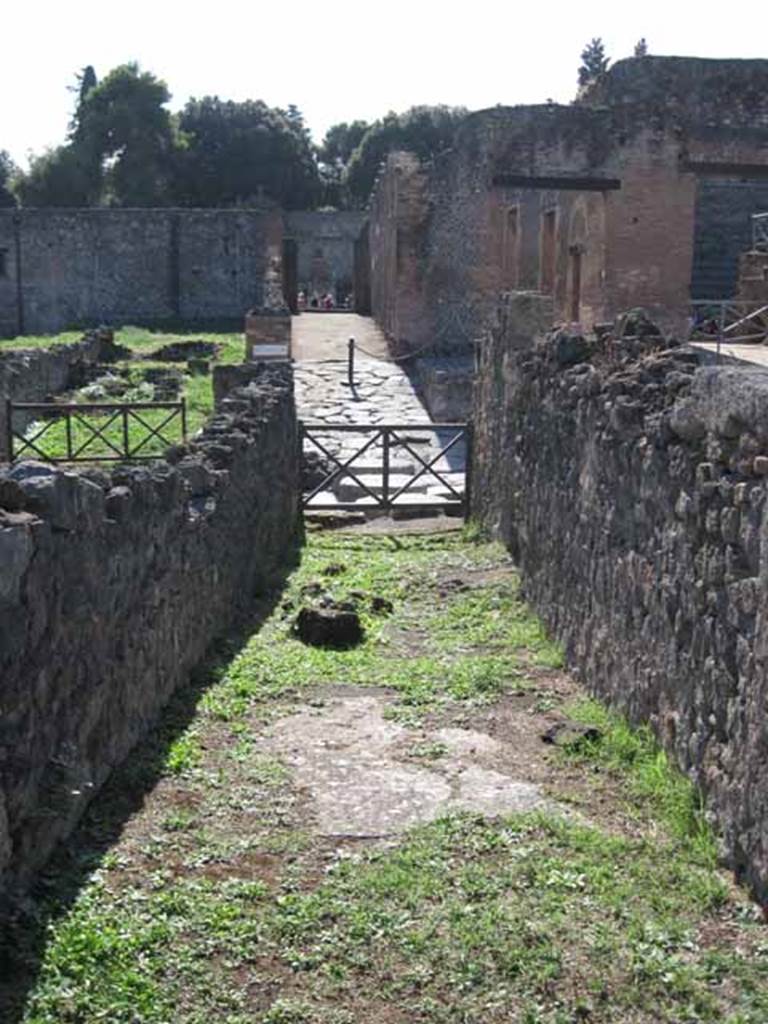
left=472, top=291, right=768, bottom=902
left=369, top=152, right=432, bottom=357
left=0, top=365, right=299, bottom=897
left=367, top=58, right=768, bottom=357
left=0, top=208, right=284, bottom=337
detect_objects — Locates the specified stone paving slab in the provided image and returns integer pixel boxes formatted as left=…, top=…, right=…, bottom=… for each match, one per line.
left=265, top=694, right=557, bottom=837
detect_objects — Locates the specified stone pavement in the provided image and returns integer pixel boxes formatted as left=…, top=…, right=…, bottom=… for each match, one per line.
left=691, top=340, right=768, bottom=370
left=293, top=314, right=467, bottom=509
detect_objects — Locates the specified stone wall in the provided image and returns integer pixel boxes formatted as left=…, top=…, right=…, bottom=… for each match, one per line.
left=0, top=330, right=111, bottom=459
left=0, top=365, right=299, bottom=897
left=0, top=208, right=284, bottom=337
left=284, top=210, right=366, bottom=305
left=472, top=291, right=768, bottom=902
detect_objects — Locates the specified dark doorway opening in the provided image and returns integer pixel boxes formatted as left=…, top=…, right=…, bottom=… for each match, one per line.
left=569, top=245, right=582, bottom=322
left=540, top=210, right=557, bottom=294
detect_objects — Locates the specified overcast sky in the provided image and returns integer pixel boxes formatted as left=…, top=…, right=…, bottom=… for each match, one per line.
left=3, top=0, right=766, bottom=168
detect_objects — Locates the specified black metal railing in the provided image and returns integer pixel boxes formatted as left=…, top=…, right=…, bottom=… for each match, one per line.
left=300, top=422, right=470, bottom=513
left=7, top=399, right=187, bottom=463
left=688, top=300, right=768, bottom=354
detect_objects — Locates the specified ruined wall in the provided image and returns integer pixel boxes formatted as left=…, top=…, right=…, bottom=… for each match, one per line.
left=472, top=291, right=768, bottom=901
left=0, top=208, right=284, bottom=337
left=0, top=365, right=299, bottom=896
left=368, top=152, right=432, bottom=356
left=285, top=211, right=365, bottom=304
left=368, top=58, right=768, bottom=357
left=0, top=331, right=108, bottom=459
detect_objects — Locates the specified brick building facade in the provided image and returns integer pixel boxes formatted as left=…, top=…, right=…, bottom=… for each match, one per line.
left=368, top=56, right=768, bottom=355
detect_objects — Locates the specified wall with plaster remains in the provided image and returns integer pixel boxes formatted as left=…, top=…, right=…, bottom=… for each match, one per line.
left=0, top=365, right=298, bottom=898
left=472, top=291, right=768, bottom=902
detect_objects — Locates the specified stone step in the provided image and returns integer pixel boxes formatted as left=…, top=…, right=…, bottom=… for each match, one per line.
left=336, top=474, right=429, bottom=501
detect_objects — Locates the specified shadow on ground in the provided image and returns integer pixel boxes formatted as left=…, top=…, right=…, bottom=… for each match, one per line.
left=0, top=543, right=301, bottom=1022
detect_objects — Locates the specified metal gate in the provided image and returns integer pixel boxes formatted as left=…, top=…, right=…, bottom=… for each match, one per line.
left=300, top=422, right=470, bottom=514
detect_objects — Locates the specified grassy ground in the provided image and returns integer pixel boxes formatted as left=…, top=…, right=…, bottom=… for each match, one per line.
left=8, top=326, right=244, bottom=461
left=2, top=529, right=767, bottom=1024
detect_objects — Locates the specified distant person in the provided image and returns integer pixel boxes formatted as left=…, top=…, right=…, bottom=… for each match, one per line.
left=310, top=294, right=319, bottom=309
left=323, top=293, right=334, bottom=311
left=297, top=290, right=306, bottom=310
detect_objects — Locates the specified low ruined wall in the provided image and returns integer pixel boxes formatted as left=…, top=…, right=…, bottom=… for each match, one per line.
left=0, top=365, right=299, bottom=897
left=0, top=330, right=108, bottom=459
left=472, top=292, right=768, bottom=901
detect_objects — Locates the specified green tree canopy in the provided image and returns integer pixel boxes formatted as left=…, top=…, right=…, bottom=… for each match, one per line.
left=0, top=151, right=17, bottom=207
left=344, top=106, right=466, bottom=203
left=578, top=38, right=610, bottom=87
left=77, top=63, right=176, bottom=205
left=14, top=146, right=99, bottom=207
left=172, top=97, right=320, bottom=209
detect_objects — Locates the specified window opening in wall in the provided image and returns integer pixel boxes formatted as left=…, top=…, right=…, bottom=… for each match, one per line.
left=569, top=245, right=582, bottom=323
left=0, top=249, right=7, bottom=278
left=540, top=210, right=557, bottom=294
left=504, top=206, right=519, bottom=288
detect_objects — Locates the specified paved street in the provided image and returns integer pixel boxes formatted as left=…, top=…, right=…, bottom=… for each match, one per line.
left=293, top=313, right=466, bottom=510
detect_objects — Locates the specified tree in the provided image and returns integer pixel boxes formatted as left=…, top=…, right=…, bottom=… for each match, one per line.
left=14, top=145, right=99, bottom=207
left=578, top=38, right=610, bottom=87
left=0, top=151, right=17, bottom=207
left=634, top=38, right=649, bottom=57
left=172, top=97, right=321, bottom=209
left=317, top=120, right=370, bottom=206
left=76, top=63, right=177, bottom=205
left=344, top=106, right=466, bottom=203
left=69, top=64, right=98, bottom=137
left=16, top=63, right=175, bottom=207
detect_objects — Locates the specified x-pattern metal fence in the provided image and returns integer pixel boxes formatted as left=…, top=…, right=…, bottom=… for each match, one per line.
left=300, top=422, right=470, bottom=513
left=688, top=300, right=768, bottom=348
left=6, top=399, right=187, bottom=463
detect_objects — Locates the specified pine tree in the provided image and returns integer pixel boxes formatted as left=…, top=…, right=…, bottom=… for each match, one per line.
left=578, top=38, right=610, bottom=87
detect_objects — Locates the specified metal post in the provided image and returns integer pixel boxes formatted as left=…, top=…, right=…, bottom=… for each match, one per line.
left=347, top=337, right=355, bottom=388
left=464, top=424, right=474, bottom=519
left=382, top=427, right=390, bottom=512
left=180, top=398, right=187, bottom=443
left=6, top=398, right=13, bottom=462
left=65, top=408, right=73, bottom=461
left=122, top=406, right=130, bottom=458
left=717, top=301, right=725, bottom=365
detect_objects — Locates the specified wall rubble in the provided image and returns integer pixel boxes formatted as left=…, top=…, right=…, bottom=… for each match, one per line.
left=472, top=291, right=768, bottom=900
left=0, top=329, right=115, bottom=459
left=0, top=365, right=299, bottom=898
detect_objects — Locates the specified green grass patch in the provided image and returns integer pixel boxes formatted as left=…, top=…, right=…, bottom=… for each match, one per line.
left=565, top=698, right=718, bottom=865
left=11, top=326, right=246, bottom=461
left=9, top=530, right=768, bottom=1024
left=201, top=533, right=542, bottom=724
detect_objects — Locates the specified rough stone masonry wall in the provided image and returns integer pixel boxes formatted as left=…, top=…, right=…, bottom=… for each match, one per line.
left=0, top=365, right=298, bottom=899
left=0, top=208, right=284, bottom=337
left=472, top=291, right=768, bottom=902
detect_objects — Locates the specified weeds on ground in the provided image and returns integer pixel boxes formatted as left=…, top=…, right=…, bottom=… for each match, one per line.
left=8, top=532, right=768, bottom=1024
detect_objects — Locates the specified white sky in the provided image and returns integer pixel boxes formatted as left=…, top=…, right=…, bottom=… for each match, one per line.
left=3, top=0, right=767, bottom=168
